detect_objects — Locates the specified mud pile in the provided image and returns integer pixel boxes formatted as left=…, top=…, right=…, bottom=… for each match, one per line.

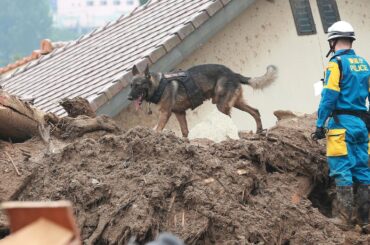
left=0, top=112, right=369, bottom=244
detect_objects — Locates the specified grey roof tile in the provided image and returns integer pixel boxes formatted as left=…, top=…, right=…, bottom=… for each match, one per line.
left=161, top=34, right=182, bottom=52
left=172, top=23, right=196, bottom=40
left=90, top=93, right=109, bottom=112
left=188, top=11, right=210, bottom=29
left=0, top=0, right=226, bottom=115
left=221, top=0, right=232, bottom=6
left=203, top=0, right=224, bottom=16
left=106, top=79, right=126, bottom=99
left=144, top=46, right=167, bottom=63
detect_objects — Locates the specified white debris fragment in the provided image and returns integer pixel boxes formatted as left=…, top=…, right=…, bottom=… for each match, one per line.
left=188, top=109, right=239, bottom=143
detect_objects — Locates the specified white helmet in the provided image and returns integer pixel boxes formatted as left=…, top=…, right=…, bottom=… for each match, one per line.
left=327, top=21, right=356, bottom=41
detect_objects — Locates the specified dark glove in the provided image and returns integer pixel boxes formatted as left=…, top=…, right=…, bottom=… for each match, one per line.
left=311, top=127, right=327, bottom=141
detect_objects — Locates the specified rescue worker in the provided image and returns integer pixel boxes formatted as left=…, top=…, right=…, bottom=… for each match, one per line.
left=312, top=21, right=370, bottom=232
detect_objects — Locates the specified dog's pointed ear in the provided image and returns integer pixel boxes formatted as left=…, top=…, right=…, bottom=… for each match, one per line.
left=132, top=65, right=139, bottom=76
left=145, top=64, right=151, bottom=79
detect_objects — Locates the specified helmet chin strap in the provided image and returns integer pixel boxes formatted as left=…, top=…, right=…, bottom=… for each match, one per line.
left=326, top=39, right=338, bottom=57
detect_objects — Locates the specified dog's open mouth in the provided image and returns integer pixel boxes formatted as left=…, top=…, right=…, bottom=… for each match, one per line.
left=134, top=94, right=143, bottom=111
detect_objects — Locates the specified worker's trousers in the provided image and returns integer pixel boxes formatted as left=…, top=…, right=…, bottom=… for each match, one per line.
left=326, top=115, right=370, bottom=186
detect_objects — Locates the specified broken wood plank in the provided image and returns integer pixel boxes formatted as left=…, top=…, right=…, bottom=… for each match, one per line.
left=4, top=152, right=21, bottom=176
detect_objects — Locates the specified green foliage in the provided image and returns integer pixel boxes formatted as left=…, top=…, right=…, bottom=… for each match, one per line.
left=0, top=0, right=150, bottom=67
left=0, top=0, right=52, bottom=66
left=140, top=0, right=149, bottom=5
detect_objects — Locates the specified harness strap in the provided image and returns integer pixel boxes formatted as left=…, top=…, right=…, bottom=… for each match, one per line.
left=333, top=109, right=366, bottom=117
left=180, top=75, right=204, bottom=109
left=332, top=109, right=368, bottom=124
left=148, top=77, right=170, bottom=104
left=148, top=72, right=204, bottom=109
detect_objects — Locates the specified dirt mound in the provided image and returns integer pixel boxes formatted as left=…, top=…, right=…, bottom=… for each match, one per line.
left=1, top=112, right=369, bottom=244
left=59, top=97, right=96, bottom=118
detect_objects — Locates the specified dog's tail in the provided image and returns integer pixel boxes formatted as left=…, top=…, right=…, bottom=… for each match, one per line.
left=239, top=65, right=278, bottom=89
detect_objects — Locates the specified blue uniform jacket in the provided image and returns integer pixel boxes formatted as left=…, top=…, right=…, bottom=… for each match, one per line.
left=317, top=49, right=370, bottom=144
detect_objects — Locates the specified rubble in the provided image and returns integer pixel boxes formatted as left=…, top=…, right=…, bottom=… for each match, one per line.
left=0, top=109, right=369, bottom=244
left=59, top=97, right=96, bottom=118
left=0, top=92, right=104, bottom=142
left=0, top=91, right=44, bottom=142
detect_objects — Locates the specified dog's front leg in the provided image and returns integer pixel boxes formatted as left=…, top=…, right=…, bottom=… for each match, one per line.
left=154, top=80, right=177, bottom=133
left=174, top=111, right=189, bottom=137
left=154, top=109, right=172, bottom=132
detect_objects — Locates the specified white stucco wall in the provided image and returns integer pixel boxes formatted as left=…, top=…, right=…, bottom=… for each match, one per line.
left=115, top=0, right=370, bottom=139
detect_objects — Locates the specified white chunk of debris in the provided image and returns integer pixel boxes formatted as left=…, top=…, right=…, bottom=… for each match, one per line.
left=188, top=109, right=239, bottom=143
left=91, top=178, right=100, bottom=185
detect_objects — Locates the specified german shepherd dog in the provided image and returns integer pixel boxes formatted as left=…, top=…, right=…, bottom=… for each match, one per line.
left=128, top=64, right=277, bottom=137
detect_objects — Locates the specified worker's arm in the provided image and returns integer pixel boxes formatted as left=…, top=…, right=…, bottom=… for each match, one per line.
left=316, top=61, right=341, bottom=127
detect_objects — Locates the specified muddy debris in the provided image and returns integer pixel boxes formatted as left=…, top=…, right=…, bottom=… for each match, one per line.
left=0, top=90, right=45, bottom=142
left=45, top=113, right=121, bottom=140
left=60, top=97, right=96, bottom=118
left=0, top=112, right=369, bottom=244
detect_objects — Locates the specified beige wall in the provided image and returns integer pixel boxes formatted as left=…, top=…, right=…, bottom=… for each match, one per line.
left=116, top=0, right=370, bottom=134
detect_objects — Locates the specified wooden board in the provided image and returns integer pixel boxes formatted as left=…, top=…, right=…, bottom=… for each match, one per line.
left=1, top=201, right=80, bottom=244
left=0, top=218, right=73, bottom=245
